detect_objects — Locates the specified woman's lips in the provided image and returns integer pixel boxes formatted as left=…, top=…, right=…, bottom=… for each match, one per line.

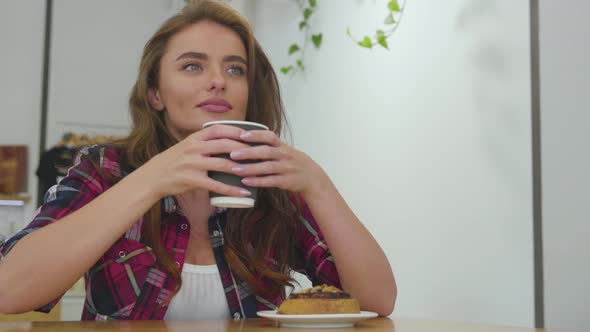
left=199, top=104, right=231, bottom=113
left=198, top=98, right=232, bottom=113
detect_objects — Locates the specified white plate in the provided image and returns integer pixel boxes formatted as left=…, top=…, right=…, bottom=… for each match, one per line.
left=257, top=310, right=378, bottom=329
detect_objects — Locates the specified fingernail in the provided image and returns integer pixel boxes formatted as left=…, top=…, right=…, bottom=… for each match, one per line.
left=230, top=151, right=242, bottom=159
left=232, top=166, right=244, bottom=173
left=242, top=178, right=253, bottom=185
left=240, top=132, right=252, bottom=139
left=239, top=189, right=251, bottom=196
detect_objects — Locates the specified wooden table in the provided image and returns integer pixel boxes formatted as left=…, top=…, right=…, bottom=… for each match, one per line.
left=0, top=318, right=575, bottom=332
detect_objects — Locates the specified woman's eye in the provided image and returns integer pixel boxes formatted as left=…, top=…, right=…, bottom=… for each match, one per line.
left=227, top=66, right=246, bottom=76
left=183, top=63, right=202, bottom=72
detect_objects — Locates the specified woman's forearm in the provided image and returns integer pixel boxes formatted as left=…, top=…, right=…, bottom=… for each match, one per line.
left=301, top=177, right=397, bottom=316
left=0, top=167, right=159, bottom=314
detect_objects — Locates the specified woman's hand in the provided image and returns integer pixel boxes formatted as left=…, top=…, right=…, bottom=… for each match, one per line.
left=229, top=130, right=331, bottom=196
left=139, top=125, right=253, bottom=198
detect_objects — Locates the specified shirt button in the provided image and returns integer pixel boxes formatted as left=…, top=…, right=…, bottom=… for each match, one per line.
left=213, top=230, right=220, bottom=236
left=233, top=312, right=241, bottom=319
left=180, top=223, right=188, bottom=230
left=118, top=251, right=126, bottom=258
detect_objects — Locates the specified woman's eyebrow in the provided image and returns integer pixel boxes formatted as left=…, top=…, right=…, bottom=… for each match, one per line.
left=175, top=52, right=246, bottom=65
left=175, top=51, right=207, bottom=61
left=223, top=55, right=247, bottom=65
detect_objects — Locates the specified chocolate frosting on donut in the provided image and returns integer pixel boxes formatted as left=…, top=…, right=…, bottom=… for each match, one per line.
left=288, top=284, right=352, bottom=299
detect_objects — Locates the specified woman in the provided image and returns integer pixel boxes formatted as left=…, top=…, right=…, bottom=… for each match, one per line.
left=0, top=0, right=396, bottom=320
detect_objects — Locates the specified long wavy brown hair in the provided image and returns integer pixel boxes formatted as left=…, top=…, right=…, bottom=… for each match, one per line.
left=120, top=0, right=300, bottom=300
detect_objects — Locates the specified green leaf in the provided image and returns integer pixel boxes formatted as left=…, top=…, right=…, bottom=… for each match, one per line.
left=388, top=0, right=401, bottom=12
left=288, top=44, right=300, bottom=55
left=358, top=36, right=373, bottom=48
left=296, top=59, right=304, bottom=69
left=281, top=66, right=294, bottom=74
left=299, top=21, right=308, bottom=30
left=384, top=13, right=396, bottom=25
left=303, top=8, right=313, bottom=20
left=377, top=35, right=389, bottom=49
left=309, top=0, right=317, bottom=8
left=311, top=33, right=323, bottom=48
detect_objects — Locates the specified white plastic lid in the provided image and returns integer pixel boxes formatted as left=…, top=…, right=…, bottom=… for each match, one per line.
left=210, top=197, right=254, bottom=208
left=202, top=120, right=269, bottom=130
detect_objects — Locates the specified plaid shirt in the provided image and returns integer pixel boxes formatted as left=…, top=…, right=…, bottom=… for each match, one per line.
left=0, top=145, right=342, bottom=320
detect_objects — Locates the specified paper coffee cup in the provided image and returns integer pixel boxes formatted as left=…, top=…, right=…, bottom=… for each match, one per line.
left=202, top=120, right=269, bottom=208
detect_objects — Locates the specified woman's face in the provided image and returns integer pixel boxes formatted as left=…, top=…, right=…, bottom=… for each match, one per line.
left=149, top=20, right=249, bottom=140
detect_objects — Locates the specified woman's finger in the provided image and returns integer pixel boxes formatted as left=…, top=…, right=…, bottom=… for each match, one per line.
left=239, top=130, right=282, bottom=147
left=192, top=124, right=246, bottom=141
left=241, top=175, right=286, bottom=188
left=195, top=156, right=243, bottom=174
left=199, top=177, right=252, bottom=197
left=232, top=160, right=284, bottom=177
left=230, top=144, right=282, bottom=161
left=197, top=138, right=251, bottom=156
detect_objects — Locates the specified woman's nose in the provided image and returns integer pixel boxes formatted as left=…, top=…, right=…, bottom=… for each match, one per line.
left=208, top=69, right=226, bottom=91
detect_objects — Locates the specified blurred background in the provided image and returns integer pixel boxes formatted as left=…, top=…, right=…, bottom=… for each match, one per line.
left=0, top=0, right=588, bottom=329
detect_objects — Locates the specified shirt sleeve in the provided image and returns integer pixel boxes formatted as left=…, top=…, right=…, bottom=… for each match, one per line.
left=292, top=194, right=343, bottom=289
left=0, top=145, right=111, bottom=313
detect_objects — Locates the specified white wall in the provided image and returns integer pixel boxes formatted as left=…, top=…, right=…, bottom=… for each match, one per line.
left=0, top=0, right=46, bottom=228
left=252, top=0, right=535, bottom=327
left=539, top=0, right=590, bottom=329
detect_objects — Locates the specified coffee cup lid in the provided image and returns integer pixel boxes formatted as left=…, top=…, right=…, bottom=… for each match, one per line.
left=202, top=120, right=269, bottom=130
left=210, top=197, right=254, bottom=208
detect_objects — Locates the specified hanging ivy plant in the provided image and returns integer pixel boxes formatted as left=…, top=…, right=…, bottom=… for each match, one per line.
left=280, top=0, right=322, bottom=75
left=282, top=0, right=405, bottom=76
left=347, top=0, right=404, bottom=50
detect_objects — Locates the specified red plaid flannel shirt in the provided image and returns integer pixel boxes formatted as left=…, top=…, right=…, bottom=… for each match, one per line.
left=0, top=145, right=342, bottom=320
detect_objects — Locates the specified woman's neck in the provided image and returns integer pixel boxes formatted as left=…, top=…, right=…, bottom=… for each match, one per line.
left=176, top=190, right=217, bottom=265
left=176, top=190, right=214, bottom=235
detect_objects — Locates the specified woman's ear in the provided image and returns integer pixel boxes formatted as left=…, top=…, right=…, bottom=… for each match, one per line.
left=148, top=88, right=165, bottom=111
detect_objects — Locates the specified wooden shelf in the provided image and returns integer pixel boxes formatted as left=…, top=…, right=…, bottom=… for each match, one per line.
left=0, top=194, right=31, bottom=202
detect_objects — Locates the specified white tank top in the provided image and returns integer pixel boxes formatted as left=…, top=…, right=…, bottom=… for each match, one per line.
left=164, top=263, right=230, bottom=320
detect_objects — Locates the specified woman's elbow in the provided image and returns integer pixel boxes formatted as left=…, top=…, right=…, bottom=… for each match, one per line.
left=0, top=300, right=28, bottom=315
left=378, top=297, right=396, bottom=316
left=0, top=288, right=25, bottom=315
left=0, top=294, right=15, bottom=315
left=378, top=282, right=397, bottom=316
